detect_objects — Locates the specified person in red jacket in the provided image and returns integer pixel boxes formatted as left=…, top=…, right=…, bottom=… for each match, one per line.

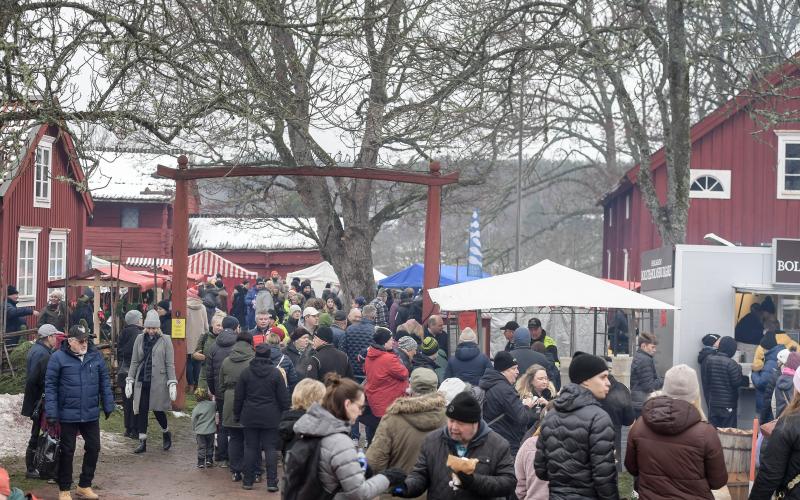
left=363, top=327, right=409, bottom=444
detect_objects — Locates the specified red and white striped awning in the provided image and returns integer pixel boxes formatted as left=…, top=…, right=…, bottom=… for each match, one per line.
left=187, top=250, right=258, bottom=279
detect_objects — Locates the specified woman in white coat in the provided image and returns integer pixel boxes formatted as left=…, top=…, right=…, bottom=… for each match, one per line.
left=126, top=309, right=178, bottom=454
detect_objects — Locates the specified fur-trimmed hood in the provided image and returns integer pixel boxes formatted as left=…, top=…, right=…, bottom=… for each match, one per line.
left=384, top=392, right=446, bottom=432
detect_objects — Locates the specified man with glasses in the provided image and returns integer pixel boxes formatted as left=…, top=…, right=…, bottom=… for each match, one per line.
left=45, top=325, right=115, bottom=500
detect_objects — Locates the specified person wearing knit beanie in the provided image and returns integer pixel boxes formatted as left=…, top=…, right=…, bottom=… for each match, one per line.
left=569, top=351, right=609, bottom=385
left=373, top=327, right=393, bottom=347
left=661, top=364, right=700, bottom=403
left=458, top=327, right=477, bottom=344
left=787, top=352, right=800, bottom=372
left=143, top=309, right=161, bottom=329
left=775, top=352, right=800, bottom=418
left=446, top=391, right=482, bottom=423
left=125, top=309, right=143, bottom=326
left=409, top=368, right=439, bottom=395
left=421, top=336, right=439, bottom=356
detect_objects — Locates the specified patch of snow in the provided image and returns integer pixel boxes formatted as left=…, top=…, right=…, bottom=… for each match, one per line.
left=84, top=151, right=177, bottom=201
left=170, top=411, right=188, bottom=418
left=189, top=217, right=318, bottom=251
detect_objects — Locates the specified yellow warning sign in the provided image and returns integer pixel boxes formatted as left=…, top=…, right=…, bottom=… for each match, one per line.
left=171, top=318, right=186, bottom=339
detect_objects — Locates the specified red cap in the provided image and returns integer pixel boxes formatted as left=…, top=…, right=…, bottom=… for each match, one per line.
left=270, top=326, right=285, bottom=340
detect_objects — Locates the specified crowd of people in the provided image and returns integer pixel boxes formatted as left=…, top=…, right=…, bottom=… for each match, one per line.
left=14, top=274, right=800, bottom=500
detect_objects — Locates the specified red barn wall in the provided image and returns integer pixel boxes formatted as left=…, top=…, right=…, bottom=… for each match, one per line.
left=1, top=126, right=88, bottom=320
left=86, top=201, right=173, bottom=261
left=603, top=92, right=800, bottom=281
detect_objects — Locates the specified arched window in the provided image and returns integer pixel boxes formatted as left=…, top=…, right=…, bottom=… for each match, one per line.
left=689, top=169, right=731, bottom=199
left=691, top=175, right=724, bottom=192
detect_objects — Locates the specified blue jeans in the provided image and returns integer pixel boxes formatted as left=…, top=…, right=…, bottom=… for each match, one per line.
left=186, top=355, right=201, bottom=386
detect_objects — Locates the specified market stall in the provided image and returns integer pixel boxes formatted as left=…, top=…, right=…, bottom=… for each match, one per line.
left=379, top=263, right=491, bottom=289
left=287, top=261, right=387, bottom=296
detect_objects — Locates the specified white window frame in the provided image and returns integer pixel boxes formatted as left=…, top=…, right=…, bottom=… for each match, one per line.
left=608, top=206, right=613, bottom=227
left=776, top=131, right=800, bottom=199
left=623, top=249, right=629, bottom=282
left=689, top=169, right=731, bottom=199
left=17, top=227, right=42, bottom=306
left=606, top=249, right=612, bottom=279
left=48, top=229, right=69, bottom=291
left=33, top=135, right=55, bottom=208
left=625, top=195, right=630, bottom=220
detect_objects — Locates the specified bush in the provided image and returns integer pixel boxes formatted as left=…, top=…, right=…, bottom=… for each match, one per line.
left=0, top=341, right=33, bottom=394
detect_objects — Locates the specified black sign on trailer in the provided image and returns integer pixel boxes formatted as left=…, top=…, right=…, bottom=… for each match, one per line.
left=640, top=246, right=675, bottom=291
left=773, top=238, right=800, bottom=285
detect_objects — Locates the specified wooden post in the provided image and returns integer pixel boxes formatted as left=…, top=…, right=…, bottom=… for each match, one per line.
left=171, top=155, right=189, bottom=409
left=422, top=161, right=443, bottom=321
left=93, top=274, right=101, bottom=341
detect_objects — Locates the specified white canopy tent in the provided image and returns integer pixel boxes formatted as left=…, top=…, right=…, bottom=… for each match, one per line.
left=287, top=261, right=387, bottom=297
left=428, top=259, right=676, bottom=311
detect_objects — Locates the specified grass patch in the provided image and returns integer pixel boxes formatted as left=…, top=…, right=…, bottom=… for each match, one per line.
left=619, top=471, right=634, bottom=498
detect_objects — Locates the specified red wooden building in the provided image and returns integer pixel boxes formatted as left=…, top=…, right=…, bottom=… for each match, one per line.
left=0, top=118, right=93, bottom=316
left=601, top=62, right=800, bottom=281
left=85, top=151, right=200, bottom=262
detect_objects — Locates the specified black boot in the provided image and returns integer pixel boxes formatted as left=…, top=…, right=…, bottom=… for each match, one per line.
left=134, top=439, right=147, bottom=454
left=25, top=448, right=39, bottom=479
left=162, top=431, right=172, bottom=451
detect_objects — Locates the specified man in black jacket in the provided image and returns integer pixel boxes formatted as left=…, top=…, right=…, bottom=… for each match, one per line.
left=500, top=320, right=519, bottom=352
left=478, top=351, right=537, bottom=456
left=21, top=324, right=58, bottom=478
left=395, top=391, right=516, bottom=499
left=701, top=336, right=749, bottom=428
left=630, top=332, right=663, bottom=417
left=535, top=351, right=618, bottom=500
left=305, top=327, right=353, bottom=381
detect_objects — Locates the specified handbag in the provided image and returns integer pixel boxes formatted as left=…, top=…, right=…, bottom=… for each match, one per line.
left=34, top=429, right=61, bottom=480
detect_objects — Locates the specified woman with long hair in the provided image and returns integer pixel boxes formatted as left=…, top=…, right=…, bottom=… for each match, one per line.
left=516, top=364, right=555, bottom=402
left=625, top=364, right=727, bottom=499
left=751, top=369, right=800, bottom=499
left=287, top=374, right=407, bottom=498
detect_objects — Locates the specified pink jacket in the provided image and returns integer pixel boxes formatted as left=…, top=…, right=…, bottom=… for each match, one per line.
left=514, top=435, right=549, bottom=500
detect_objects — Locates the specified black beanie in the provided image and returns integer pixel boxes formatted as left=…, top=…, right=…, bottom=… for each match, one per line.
left=255, top=344, right=271, bottom=358
left=718, top=336, right=737, bottom=357
left=316, top=326, right=334, bottom=344
left=157, top=300, right=171, bottom=312
left=493, top=351, right=518, bottom=372
left=445, top=392, right=482, bottom=423
left=569, top=351, right=608, bottom=384
left=702, top=333, right=721, bottom=347
left=222, top=316, right=239, bottom=330
left=373, top=327, right=392, bottom=346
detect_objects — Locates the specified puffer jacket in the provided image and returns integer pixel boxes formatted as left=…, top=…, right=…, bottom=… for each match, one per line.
left=344, top=319, right=376, bottom=379
left=700, top=350, right=749, bottom=409
left=773, top=369, right=795, bottom=419
left=630, top=349, right=663, bottom=412
left=443, top=342, right=492, bottom=386
left=402, top=420, right=516, bottom=500
left=364, top=344, right=409, bottom=417
left=366, top=393, right=447, bottom=499
left=751, top=413, right=800, bottom=500
left=534, top=383, right=618, bottom=500
left=233, top=356, right=289, bottom=428
left=515, top=435, right=548, bottom=500
left=753, top=332, right=799, bottom=372
left=206, top=329, right=237, bottom=397
left=752, top=343, right=783, bottom=389
left=268, top=345, right=300, bottom=393
left=44, top=341, right=115, bottom=423
left=479, top=368, right=536, bottom=455
left=22, top=341, right=52, bottom=417
left=219, top=341, right=254, bottom=428
left=292, top=403, right=390, bottom=499
left=625, top=396, right=727, bottom=499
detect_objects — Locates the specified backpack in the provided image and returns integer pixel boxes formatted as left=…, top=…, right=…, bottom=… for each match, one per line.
left=280, top=434, right=338, bottom=500
left=295, top=348, right=318, bottom=379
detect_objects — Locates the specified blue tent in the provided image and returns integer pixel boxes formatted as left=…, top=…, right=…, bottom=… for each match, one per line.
left=379, top=263, right=491, bottom=289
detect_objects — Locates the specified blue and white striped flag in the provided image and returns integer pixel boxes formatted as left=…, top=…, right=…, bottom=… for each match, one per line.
left=467, top=209, right=483, bottom=277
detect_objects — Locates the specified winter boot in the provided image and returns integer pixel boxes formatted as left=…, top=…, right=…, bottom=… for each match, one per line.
left=58, top=491, right=72, bottom=500
left=25, top=447, right=40, bottom=478
left=133, top=438, right=147, bottom=454
left=162, top=430, right=172, bottom=451
left=75, top=486, right=99, bottom=499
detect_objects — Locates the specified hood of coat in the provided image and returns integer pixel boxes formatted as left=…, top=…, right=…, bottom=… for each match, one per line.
left=455, top=341, right=481, bottom=362
left=777, top=373, right=794, bottom=393
left=552, top=383, right=600, bottom=413
left=367, top=344, right=395, bottom=361
left=443, top=419, right=490, bottom=447
left=641, top=396, right=702, bottom=435
left=187, top=297, right=205, bottom=311
left=478, top=368, right=510, bottom=391
left=698, top=346, right=716, bottom=364
left=228, top=341, right=255, bottom=363
left=293, top=402, right=350, bottom=437
left=385, top=393, right=446, bottom=432
left=248, top=356, right=275, bottom=378
left=216, top=329, right=238, bottom=348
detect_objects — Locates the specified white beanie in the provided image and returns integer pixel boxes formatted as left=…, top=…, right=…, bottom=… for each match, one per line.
left=662, top=364, right=700, bottom=403
left=459, top=327, right=477, bottom=343
left=143, top=310, right=160, bottom=328
left=438, top=377, right=468, bottom=404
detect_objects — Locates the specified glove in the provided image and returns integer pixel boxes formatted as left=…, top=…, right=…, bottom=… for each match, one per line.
left=125, top=380, right=133, bottom=399
left=365, top=464, right=374, bottom=479
left=46, top=417, right=58, bottom=426
left=456, top=471, right=475, bottom=487
left=168, top=383, right=177, bottom=401
left=391, top=484, right=408, bottom=497
left=104, top=410, right=112, bottom=420
left=381, top=468, right=407, bottom=488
